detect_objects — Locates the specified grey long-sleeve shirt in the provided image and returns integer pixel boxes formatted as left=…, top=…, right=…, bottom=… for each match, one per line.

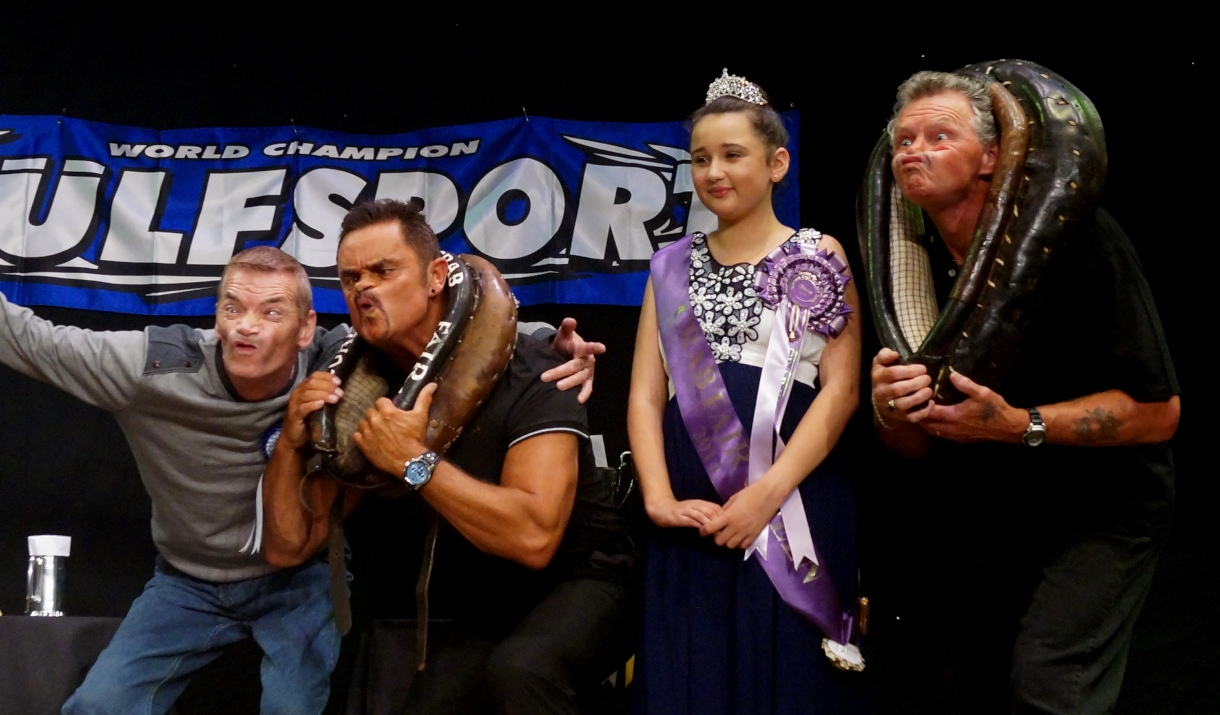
left=1, top=293, right=348, bottom=582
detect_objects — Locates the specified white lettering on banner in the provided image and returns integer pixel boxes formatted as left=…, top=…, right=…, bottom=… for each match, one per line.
left=375, top=171, right=461, bottom=237
left=109, top=143, right=145, bottom=158
left=0, top=119, right=798, bottom=306
left=465, top=158, right=565, bottom=260
left=108, top=143, right=250, bottom=160
left=186, top=169, right=287, bottom=265
left=0, top=141, right=694, bottom=270
left=99, top=170, right=184, bottom=264
left=260, top=141, right=479, bottom=162
left=283, top=168, right=368, bottom=268
left=570, top=164, right=668, bottom=261
left=0, top=158, right=105, bottom=260
left=261, top=142, right=315, bottom=157
left=450, top=140, right=479, bottom=157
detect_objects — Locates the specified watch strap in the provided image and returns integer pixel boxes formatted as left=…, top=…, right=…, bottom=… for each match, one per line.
left=1022, top=407, right=1046, bottom=446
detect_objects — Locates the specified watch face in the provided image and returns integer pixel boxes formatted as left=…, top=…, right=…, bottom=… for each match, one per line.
left=1025, top=430, right=1046, bottom=447
left=404, top=461, right=432, bottom=487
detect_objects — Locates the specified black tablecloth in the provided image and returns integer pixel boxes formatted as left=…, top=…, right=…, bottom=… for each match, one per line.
left=0, top=615, right=264, bottom=715
left=0, top=616, right=122, bottom=715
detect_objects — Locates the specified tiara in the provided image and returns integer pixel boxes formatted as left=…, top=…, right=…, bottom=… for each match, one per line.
left=705, top=68, right=768, bottom=106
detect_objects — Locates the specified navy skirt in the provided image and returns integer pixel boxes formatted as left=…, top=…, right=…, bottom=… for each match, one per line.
left=634, top=362, right=863, bottom=714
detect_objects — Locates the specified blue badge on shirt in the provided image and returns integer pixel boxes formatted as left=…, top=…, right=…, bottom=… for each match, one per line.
left=260, top=422, right=283, bottom=460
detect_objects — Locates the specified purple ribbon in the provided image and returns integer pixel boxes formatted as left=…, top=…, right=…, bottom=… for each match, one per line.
left=651, top=235, right=853, bottom=645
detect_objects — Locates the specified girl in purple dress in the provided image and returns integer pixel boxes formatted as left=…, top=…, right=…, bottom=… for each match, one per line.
left=628, top=70, right=865, bottom=714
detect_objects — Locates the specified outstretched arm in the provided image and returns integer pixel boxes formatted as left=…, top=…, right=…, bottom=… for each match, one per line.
left=0, top=291, right=143, bottom=411
left=261, top=371, right=362, bottom=567
left=702, top=235, right=862, bottom=548
left=628, top=279, right=723, bottom=529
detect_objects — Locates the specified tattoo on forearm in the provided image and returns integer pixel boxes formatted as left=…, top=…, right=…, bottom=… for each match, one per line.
left=1073, top=408, right=1121, bottom=444
left=979, top=403, right=997, bottom=422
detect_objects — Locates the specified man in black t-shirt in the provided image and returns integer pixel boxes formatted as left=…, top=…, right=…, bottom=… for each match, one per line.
left=869, top=72, right=1180, bottom=713
left=262, top=199, right=631, bottom=714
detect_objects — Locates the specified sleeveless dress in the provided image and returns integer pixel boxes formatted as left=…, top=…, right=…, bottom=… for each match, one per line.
left=634, top=232, right=863, bottom=714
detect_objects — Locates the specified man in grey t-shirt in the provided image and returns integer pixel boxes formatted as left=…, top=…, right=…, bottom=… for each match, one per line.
left=2, top=247, right=347, bottom=713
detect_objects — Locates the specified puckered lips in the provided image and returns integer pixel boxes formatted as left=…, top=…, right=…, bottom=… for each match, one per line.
left=355, top=291, right=382, bottom=319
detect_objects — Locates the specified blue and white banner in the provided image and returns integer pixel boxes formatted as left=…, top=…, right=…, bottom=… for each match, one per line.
left=0, top=114, right=799, bottom=314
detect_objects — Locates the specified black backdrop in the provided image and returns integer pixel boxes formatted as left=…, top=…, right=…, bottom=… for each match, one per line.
left=0, top=11, right=1211, bottom=713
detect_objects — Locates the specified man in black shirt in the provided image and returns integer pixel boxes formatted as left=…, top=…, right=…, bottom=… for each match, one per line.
left=870, top=71, right=1180, bottom=713
left=262, top=199, right=631, bottom=714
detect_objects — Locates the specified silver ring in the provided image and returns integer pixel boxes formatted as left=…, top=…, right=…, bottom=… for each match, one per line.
left=887, top=399, right=896, bottom=412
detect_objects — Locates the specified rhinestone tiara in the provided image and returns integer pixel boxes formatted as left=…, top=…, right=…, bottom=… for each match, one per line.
left=705, top=68, right=768, bottom=106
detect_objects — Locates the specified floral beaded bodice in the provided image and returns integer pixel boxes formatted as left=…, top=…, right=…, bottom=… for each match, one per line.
left=689, top=229, right=821, bottom=363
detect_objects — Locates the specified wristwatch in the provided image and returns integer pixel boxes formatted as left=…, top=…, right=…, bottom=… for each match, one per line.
left=1021, top=407, right=1046, bottom=447
left=402, top=450, right=440, bottom=490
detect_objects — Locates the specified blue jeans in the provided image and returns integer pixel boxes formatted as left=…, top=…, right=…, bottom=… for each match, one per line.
left=62, top=558, right=338, bottom=715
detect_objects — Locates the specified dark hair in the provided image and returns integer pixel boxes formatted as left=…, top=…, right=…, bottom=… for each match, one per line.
left=690, top=94, right=789, bottom=154
left=220, top=246, right=312, bottom=317
left=339, top=198, right=442, bottom=271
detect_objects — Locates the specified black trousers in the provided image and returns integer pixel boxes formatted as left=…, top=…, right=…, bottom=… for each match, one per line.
left=401, top=577, right=629, bottom=715
left=867, top=523, right=1164, bottom=715
left=1009, top=529, right=1163, bottom=715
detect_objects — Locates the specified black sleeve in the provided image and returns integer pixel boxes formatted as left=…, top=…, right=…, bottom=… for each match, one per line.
left=504, top=335, right=589, bottom=447
left=1089, top=210, right=1180, bottom=402
left=305, top=324, right=354, bottom=372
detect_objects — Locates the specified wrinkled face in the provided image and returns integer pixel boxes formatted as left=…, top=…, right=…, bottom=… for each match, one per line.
left=890, top=91, right=997, bottom=210
left=337, top=221, right=441, bottom=353
left=690, top=112, right=786, bottom=224
left=215, top=268, right=315, bottom=400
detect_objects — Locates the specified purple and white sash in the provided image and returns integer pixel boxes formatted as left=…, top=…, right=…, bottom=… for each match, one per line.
left=652, top=232, right=857, bottom=649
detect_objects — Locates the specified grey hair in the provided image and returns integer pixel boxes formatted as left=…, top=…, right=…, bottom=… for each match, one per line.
left=885, top=71, right=997, bottom=147
left=220, top=246, right=314, bottom=318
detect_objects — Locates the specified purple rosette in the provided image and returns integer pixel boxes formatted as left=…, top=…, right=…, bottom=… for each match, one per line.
left=755, top=243, right=852, bottom=341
